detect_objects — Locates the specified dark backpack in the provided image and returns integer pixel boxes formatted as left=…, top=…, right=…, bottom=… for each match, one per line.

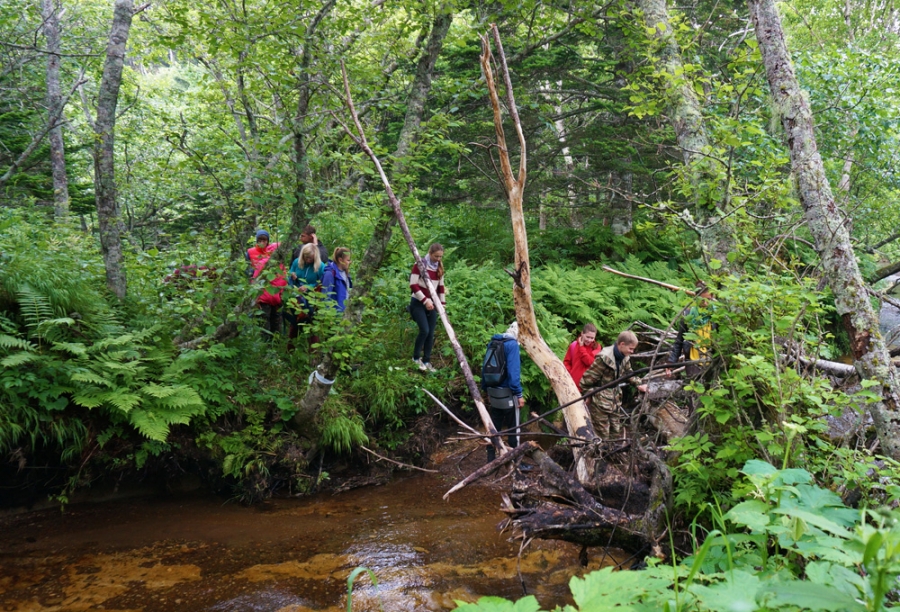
left=481, top=338, right=507, bottom=388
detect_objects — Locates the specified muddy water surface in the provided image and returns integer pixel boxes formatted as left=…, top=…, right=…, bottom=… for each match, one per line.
left=0, top=464, right=621, bottom=611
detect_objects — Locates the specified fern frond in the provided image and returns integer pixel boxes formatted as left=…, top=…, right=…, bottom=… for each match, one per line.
left=129, top=409, right=171, bottom=441
left=51, top=342, right=88, bottom=357
left=1, top=352, right=39, bottom=367
left=17, top=285, right=55, bottom=333
left=70, top=370, right=115, bottom=388
left=0, top=334, right=35, bottom=351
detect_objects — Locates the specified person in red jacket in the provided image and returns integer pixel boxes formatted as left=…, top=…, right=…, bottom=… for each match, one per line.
left=564, top=323, right=601, bottom=391
left=247, top=230, right=287, bottom=340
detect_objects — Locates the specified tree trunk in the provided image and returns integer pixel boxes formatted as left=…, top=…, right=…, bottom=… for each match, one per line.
left=481, top=26, right=596, bottom=484
left=636, top=0, right=733, bottom=266
left=292, top=10, right=453, bottom=433
left=93, top=0, right=133, bottom=300
left=42, top=0, right=69, bottom=219
left=749, top=0, right=900, bottom=459
left=286, top=0, right=339, bottom=252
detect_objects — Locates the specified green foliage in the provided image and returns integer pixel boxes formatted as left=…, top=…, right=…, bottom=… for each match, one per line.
left=453, top=461, right=900, bottom=611
left=666, top=274, right=883, bottom=517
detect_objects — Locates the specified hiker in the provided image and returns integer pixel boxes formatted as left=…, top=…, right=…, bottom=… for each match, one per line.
left=668, top=284, right=715, bottom=379
left=409, top=243, right=446, bottom=372
left=247, top=230, right=287, bottom=340
left=292, top=224, right=329, bottom=265
left=481, top=321, right=524, bottom=463
left=580, top=330, right=648, bottom=440
left=322, top=247, right=352, bottom=312
left=285, top=243, right=326, bottom=348
left=563, top=323, right=601, bottom=391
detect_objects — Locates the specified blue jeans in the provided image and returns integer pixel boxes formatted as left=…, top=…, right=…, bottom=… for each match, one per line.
left=409, top=297, right=438, bottom=362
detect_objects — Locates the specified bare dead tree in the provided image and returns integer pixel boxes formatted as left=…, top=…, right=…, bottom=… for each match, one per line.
left=480, top=25, right=598, bottom=485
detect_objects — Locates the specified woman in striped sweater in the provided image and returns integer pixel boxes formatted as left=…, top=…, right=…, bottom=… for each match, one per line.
left=409, top=243, right=445, bottom=372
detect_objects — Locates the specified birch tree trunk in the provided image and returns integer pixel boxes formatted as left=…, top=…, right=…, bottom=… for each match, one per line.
left=292, top=10, right=453, bottom=433
left=749, top=0, right=900, bottom=459
left=481, top=26, right=596, bottom=484
left=92, top=0, right=134, bottom=300
left=636, top=0, right=733, bottom=265
left=41, top=0, right=69, bottom=220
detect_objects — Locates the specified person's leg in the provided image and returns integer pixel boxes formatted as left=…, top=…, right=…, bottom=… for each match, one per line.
left=422, top=307, right=438, bottom=364
left=589, top=393, right=612, bottom=439
left=409, top=300, right=429, bottom=361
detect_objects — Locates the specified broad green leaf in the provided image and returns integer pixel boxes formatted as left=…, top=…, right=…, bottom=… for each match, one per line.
left=689, top=570, right=760, bottom=612
left=758, top=581, right=866, bottom=611
left=725, top=500, right=771, bottom=532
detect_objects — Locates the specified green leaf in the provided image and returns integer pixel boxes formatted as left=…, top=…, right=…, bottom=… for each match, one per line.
left=724, top=500, right=771, bottom=532
left=452, top=596, right=541, bottom=612
left=689, top=570, right=760, bottom=612
left=758, top=581, right=866, bottom=611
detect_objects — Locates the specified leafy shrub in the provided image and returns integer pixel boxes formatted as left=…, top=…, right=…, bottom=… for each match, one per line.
left=453, top=460, right=900, bottom=612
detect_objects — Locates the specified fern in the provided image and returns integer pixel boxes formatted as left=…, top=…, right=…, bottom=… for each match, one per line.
left=17, top=284, right=55, bottom=333
left=0, top=334, right=35, bottom=351
left=0, top=352, right=39, bottom=367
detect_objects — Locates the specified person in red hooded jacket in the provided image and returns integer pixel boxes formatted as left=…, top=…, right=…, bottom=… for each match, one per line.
left=246, top=229, right=287, bottom=340
left=563, top=323, right=601, bottom=391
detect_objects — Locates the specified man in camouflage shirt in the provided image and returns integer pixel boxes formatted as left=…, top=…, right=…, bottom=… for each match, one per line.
left=579, top=330, right=648, bottom=439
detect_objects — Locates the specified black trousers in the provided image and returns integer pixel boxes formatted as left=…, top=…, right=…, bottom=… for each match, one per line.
left=259, top=303, right=282, bottom=341
left=486, top=406, right=518, bottom=462
left=409, top=298, right=438, bottom=362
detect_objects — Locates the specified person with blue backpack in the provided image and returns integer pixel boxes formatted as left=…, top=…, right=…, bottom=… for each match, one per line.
left=481, top=321, right=525, bottom=463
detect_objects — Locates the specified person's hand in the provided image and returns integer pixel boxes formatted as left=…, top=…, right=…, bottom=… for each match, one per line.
left=299, top=285, right=308, bottom=293
left=518, top=397, right=525, bottom=408
left=578, top=334, right=586, bottom=346
left=290, top=272, right=297, bottom=281
left=637, top=384, right=648, bottom=393
left=424, top=298, right=434, bottom=311
left=665, top=368, right=673, bottom=378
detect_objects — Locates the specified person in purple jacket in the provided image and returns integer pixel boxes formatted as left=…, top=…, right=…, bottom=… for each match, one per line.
left=322, top=247, right=352, bottom=312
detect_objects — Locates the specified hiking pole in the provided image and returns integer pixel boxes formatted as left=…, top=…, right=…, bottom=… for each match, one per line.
left=515, top=403, right=521, bottom=447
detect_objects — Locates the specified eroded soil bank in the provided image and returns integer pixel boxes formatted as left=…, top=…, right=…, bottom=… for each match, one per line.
left=0, top=445, right=625, bottom=612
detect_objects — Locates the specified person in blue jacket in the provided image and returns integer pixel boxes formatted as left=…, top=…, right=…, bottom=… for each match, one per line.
left=481, top=321, right=524, bottom=462
left=322, top=247, right=353, bottom=312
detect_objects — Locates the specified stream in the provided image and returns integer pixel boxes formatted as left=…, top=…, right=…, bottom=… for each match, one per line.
left=0, top=446, right=621, bottom=612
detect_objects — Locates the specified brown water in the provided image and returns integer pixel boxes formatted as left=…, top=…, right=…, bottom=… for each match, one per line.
left=0, top=455, right=624, bottom=611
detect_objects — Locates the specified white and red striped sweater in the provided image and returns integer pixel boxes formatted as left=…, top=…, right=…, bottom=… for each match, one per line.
left=409, top=263, right=446, bottom=304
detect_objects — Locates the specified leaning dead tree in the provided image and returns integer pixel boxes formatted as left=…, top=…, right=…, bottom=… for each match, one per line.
left=331, top=60, right=504, bottom=454
left=749, top=0, right=900, bottom=459
left=453, top=26, right=672, bottom=557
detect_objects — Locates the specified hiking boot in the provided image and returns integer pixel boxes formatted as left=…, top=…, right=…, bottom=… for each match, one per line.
left=413, top=358, right=427, bottom=371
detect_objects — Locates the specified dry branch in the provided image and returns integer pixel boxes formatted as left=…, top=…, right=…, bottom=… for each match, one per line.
left=335, top=61, right=502, bottom=455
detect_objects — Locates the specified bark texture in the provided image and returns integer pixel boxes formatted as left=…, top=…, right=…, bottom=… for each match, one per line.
left=481, top=26, right=597, bottom=483
left=637, top=0, right=733, bottom=265
left=749, top=0, right=900, bottom=459
left=292, top=11, right=453, bottom=433
left=93, top=0, right=134, bottom=299
left=42, top=0, right=70, bottom=219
